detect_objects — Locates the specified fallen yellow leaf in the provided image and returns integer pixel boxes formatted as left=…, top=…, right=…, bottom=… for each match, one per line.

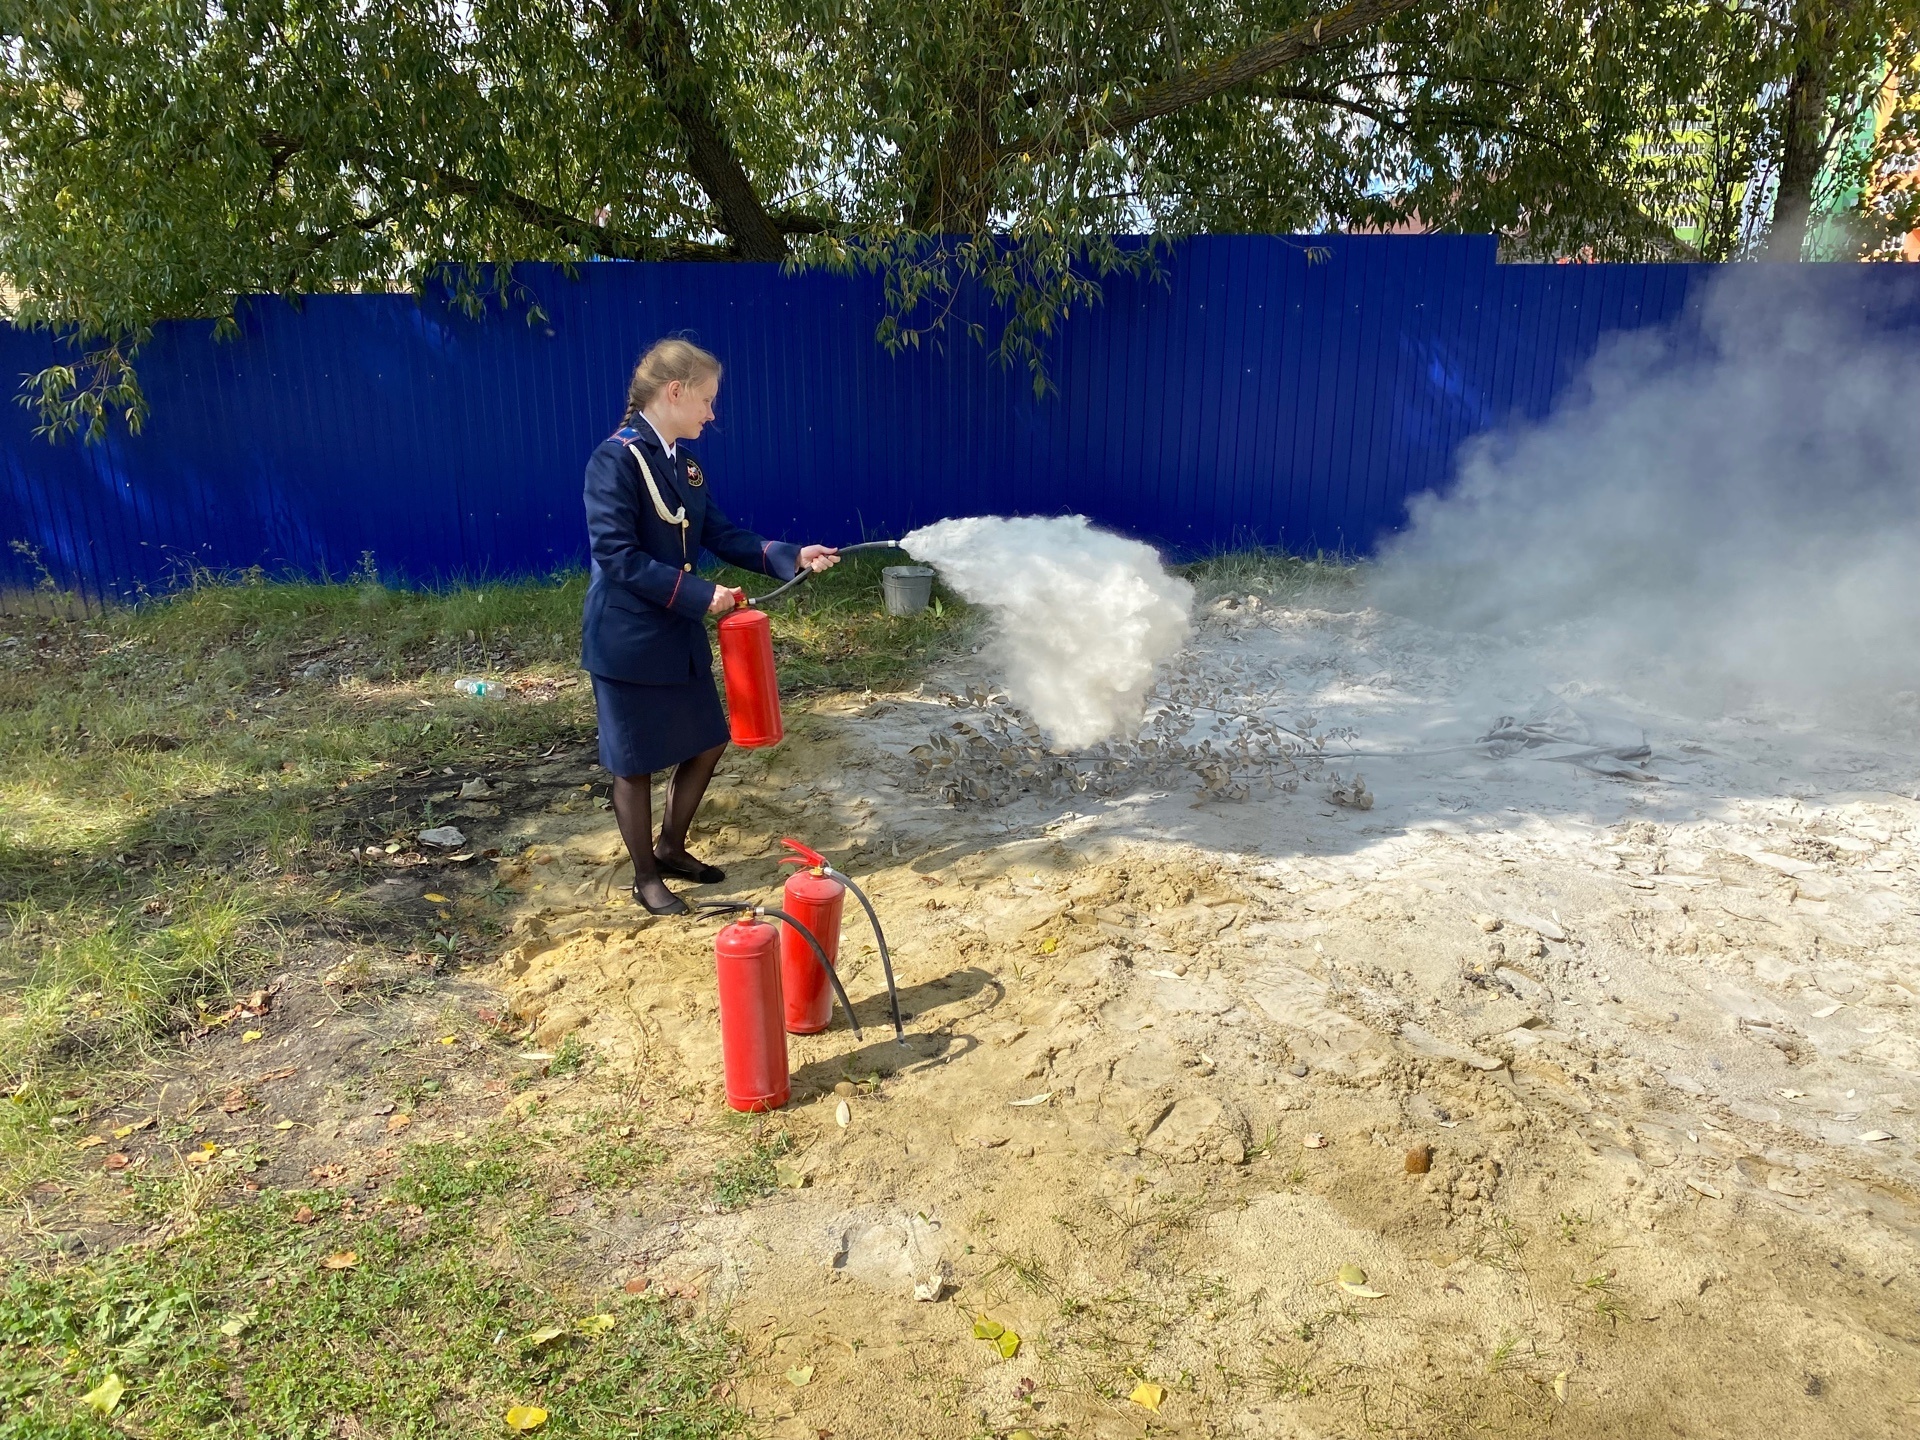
left=1129, top=1381, right=1166, bottom=1411
left=438, top=1034, right=459, bottom=1045
left=504, top=1404, right=548, bottom=1431
left=576, top=1314, right=616, bottom=1335
left=786, top=1365, right=814, bottom=1387
left=80, top=1374, right=125, bottom=1417
left=995, top=1329, right=1021, bottom=1359
left=274, top=1119, right=295, bottom=1130
left=75, top=1135, right=106, bottom=1150
left=971, top=1316, right=1005, bottom=1340
left=241, top=1030, right=264, bottom=1043
left=322, top=1251, right=359, bottom=1270
left=424, top=893, right=450, bottom=904
left=1039, top=936, right=1058, bottom=954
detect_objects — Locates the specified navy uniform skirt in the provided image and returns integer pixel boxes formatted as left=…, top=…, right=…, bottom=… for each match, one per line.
left=592, top=671, right=729, bottom=777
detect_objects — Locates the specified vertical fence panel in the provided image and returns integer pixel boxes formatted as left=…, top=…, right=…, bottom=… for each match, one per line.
left=5, top=239, right=1918, bottom=606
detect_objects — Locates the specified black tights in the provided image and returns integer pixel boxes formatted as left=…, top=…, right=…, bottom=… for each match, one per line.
left=610, top=742, right=725, bottom=907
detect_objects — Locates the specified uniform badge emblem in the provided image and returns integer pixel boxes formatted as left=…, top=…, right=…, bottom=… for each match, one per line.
left=685, top=459, right=705, bottom=487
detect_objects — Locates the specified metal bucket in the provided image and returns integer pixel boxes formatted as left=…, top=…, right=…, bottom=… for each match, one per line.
left=881, top=565, right=935, bottom=617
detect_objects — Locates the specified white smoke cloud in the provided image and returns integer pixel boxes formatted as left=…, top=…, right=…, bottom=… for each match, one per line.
left=901, top=515, right=1193, bottom=747
left=1373, top=267, right=1920, bottom=723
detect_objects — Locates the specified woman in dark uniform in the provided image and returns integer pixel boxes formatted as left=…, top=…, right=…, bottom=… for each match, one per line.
left=583, top=338, right=838, bottom=915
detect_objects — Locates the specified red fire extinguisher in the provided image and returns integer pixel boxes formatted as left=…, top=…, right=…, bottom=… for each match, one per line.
left=716, top=600, right=782, bottom=749
left=713, top=542, right=910, bottom=751
left=779, top=862, right=845, bottom=1036
left=778, top=839, right=905, bottom=1041
left=700, top=901, right=861, bottom=1113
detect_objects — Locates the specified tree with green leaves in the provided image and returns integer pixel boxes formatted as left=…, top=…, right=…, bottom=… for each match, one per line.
left=2, top=0, right=1915, bottom=439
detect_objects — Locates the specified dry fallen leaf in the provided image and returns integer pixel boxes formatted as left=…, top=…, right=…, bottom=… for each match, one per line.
left=1008, top=1091, right=1052, bottom=1107
left=623, top=1276, right=650, bottom=1294
left=1302, top=1133, right=1328, bottom=1149
left=75, top=1135, right=106, bottom=1150
left=1553, top=1371, right=1570, bottom=1402
left=1685, top=1179, right=1723, bottom=1199
left=774, top=1160, right=808, bottom=1189
left=521, top=1325, right=567, bottom=1348
left=1856, top=1130, right=1896, bottom=1143
left=103, top=1153, right=129, bottom=1171
left=503, top=1404, right=548, bottom=1432
left=786, top=1365, right=814, bottom=1387
left=292, top=1204, right=316, bottom=1224
left=1336, top=1262, right=1387, bottom=1297
left=274, top=1119, right=296, bottom=1131
left=322, top=1251, right=359, bottom=1270
left=80, top=1374, right=125, bottom=1417
left=1129, top=1381, right=1166, bottom=1411
left=219, top=1311, right=255, bottom=1338
left=387, top=1113, right=412, bottom=1134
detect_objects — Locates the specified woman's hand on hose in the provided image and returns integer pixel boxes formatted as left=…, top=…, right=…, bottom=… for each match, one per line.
left=707, top=584, right=743, bottom=615
left=799, top=544, right=840, bottom=574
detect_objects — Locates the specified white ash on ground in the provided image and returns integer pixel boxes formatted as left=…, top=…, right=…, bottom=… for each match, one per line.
left=481, top=576, right=1920, bottom=1440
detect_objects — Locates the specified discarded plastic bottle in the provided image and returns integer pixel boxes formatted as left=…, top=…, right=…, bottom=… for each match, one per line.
left=454, top=677, right=503, bottom=698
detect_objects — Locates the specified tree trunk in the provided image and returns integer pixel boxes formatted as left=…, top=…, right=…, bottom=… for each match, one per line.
left=904, top=0, right=1026, bottom=232
left=905, top=75, right=1007, bottom=232
left=1768, top=9, right=1832, bottom=260
left=606, top=0, right=786, bottom=261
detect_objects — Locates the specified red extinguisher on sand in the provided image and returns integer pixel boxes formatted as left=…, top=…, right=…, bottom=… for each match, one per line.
left=714, top=541, right=906, bottom=750
left=699, top=900, right=858, bottom=1113
left=696, top=849, right=905, bottom=1111
left=777, top=839, right=904, bottom=1041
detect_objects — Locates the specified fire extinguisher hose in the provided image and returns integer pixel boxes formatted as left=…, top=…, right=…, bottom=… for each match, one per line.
left=745, top=539, right=906, bottom=608
left=821, top=868, right=905, bottom=1042
left=696, top=902, right=865, bottom=1040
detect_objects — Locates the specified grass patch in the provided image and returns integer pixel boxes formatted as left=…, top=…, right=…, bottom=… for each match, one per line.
left=0, top=565, right=969, bottom=1199
left=711, top=1128, right=792, bottom=1209
left=0, top=1141, right=741, bottom=1438
left=1175, top=546, right=1359, bottom=603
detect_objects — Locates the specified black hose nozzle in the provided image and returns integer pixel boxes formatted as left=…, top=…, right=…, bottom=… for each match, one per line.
left=745, top=540, right=908, bottom=607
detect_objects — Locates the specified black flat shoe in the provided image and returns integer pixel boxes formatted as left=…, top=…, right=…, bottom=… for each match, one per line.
left=632, top=883, right=690, bottom=917
left=653, top=852, right=726, bottom=885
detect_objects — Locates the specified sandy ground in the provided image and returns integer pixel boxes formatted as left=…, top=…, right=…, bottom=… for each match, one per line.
left=495, top=585, right=1920, bottom=1439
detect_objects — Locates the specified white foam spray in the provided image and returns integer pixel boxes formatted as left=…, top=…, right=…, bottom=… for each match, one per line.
left=1373, top=266, right=1920, bottom=723
left=901, top=515, right=1194, bottom=747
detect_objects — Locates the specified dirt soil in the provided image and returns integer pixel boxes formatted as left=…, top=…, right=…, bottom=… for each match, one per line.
left=483, top=589, right=1920, bottom=1440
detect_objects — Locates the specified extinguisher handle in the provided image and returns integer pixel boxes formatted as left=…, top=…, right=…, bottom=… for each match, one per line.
left=779, top=837, right=828, bottom=868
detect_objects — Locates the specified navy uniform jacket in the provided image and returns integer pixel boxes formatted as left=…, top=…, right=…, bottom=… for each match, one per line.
left=581, top=422, right=800, bottom=685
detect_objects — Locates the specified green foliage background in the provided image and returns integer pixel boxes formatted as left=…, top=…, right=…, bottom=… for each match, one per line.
left=2, top=0, right=1917, bottom=435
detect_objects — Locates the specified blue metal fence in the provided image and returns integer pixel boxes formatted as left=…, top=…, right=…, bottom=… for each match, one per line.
left=3, top=236, right=1917, bottom=605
